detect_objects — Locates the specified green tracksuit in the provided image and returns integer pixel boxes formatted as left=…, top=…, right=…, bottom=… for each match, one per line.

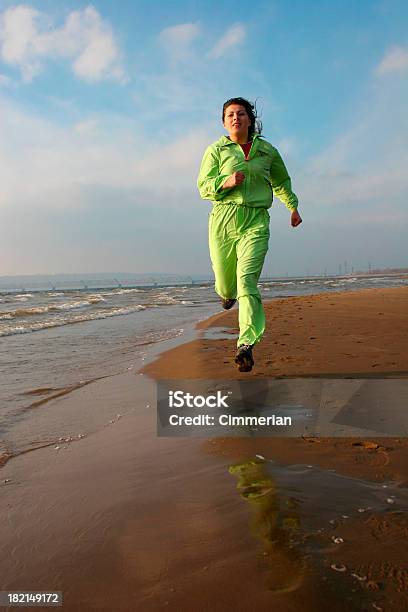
left=197, top=134, right=298, bottom=347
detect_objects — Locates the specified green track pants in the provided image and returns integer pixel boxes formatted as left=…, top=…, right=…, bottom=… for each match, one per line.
left=209, top=205, right=270, bottom=347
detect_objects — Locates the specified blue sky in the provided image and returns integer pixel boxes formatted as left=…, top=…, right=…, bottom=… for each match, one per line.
left=0, top=0, right=407, bottom=276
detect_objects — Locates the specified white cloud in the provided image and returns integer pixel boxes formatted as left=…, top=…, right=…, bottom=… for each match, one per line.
left=0, top=73, right=12, bottom=87
left=73, top=118, right=99, bottom=135
left=376, top=45, right=408, bottom=75
left=0, top=5, right=41, bottom=81
left=208, top=24, right=246, bottom=59
left=0, top=95, right=215, bottom=275
left=130, top=129, right=213, bottom=197
left=275, top=137, right=297, bottom=156
left=298, top=78, right=408, bottom=225
left=158, top=23, right=200, bottom=61
left=0, top=5, right=127, bottom=83
left=0, top=96, right=211, bottom=213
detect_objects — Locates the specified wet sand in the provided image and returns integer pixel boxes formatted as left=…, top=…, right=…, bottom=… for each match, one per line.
left=1, top=287, right=407, bottom=611
left=145, top=286, right=408, bottom=610
left=146, top=286, right=408, bottom=379
left=0, top=374, right=355, bottom=612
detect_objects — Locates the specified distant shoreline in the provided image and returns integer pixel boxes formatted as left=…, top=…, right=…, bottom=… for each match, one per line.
left=1, top=270, right=407, bottom=293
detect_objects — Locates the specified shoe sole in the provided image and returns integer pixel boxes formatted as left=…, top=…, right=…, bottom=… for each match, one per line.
left=222, top=299, right=236, bottom=310
left=235, top=351, right=254, bottom=372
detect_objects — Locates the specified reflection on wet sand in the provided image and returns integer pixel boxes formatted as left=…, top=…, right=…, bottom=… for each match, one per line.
left=227, top=455, right=408, bottom=610
left=229, top=458, right=306, bottom=594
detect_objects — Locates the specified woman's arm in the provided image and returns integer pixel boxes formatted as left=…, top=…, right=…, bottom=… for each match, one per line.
left=270, top=148, right=299, bottom=212
left=197, top=146, right=236, bottom=201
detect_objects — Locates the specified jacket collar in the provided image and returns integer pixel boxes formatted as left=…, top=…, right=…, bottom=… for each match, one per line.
left=218, top=133, right=261, bottom=147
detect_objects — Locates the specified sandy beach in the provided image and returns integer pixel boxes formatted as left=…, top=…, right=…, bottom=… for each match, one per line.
left=146, top=286, right=408, bottom=379
left=1, top=286, right=407, bottom=611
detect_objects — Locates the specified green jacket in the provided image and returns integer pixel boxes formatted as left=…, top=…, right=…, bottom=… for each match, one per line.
left=197, top=134, right=298, bottom=211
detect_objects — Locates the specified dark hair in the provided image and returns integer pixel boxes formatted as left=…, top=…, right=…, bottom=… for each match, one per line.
left=222, top=97, right=262, bottom=139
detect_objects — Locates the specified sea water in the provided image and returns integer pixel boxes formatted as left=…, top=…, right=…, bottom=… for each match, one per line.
left=1, top=274, right=407, bottom=462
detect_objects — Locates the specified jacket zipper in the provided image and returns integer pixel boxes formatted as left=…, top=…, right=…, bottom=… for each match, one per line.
left=232, top=135, right=258, bottom=206
left=243, top=135, right=257, bottom=205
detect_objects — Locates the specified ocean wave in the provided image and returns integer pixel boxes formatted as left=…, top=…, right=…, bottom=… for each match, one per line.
left=261, top=281, right=295, bottom=288
left=274, top=281, right=295, bottom=285
left=0, top=304, right=147, bottom=336
left=153, top=295, right=179, bottom=304
left=367, top=277, right=393, bottom=284
left=133, top=327, right=184, bottom=346
left=0, top=296, right=108, bottom=319
left=86, top=294, right=106, bottom=303
left=111, top=288, right=145, bottom=294
left=0, top=307, right=50, bottom=319
left=51, top=299, right=100, bottom=310
left=13, top=294, right=34, bottom=302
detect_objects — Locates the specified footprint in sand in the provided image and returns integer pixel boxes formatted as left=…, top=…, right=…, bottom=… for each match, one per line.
left=352, top=441, right=380, bottom=450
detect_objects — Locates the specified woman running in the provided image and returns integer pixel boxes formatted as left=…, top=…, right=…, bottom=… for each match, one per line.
left=197, top=97, right=302, bottom=372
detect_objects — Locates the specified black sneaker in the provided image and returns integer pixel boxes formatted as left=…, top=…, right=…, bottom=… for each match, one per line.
left=221, top=298, right=236, bottom=310
left=235, top=344, right=254, bottom=372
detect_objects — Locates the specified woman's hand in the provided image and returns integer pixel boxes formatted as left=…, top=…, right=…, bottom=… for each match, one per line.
left=291, top=209, right=302, bottom=227
left=222, top=171, right=245, bottom=190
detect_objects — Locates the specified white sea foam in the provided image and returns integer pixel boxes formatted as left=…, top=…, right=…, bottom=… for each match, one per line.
left=0, top=306, right=50, bottom=319
left=154, top=295, right=179, bottom=304
left=112, top=288, right=144, bottom=294
left=52, top=300, right=95, bottom=310
left=0, top=297, right=109, bottom=320
left=0, top=304, right=147, bottom=337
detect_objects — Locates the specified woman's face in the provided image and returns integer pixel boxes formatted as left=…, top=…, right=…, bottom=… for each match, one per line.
left=223, top=104, right=251, bottom=141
